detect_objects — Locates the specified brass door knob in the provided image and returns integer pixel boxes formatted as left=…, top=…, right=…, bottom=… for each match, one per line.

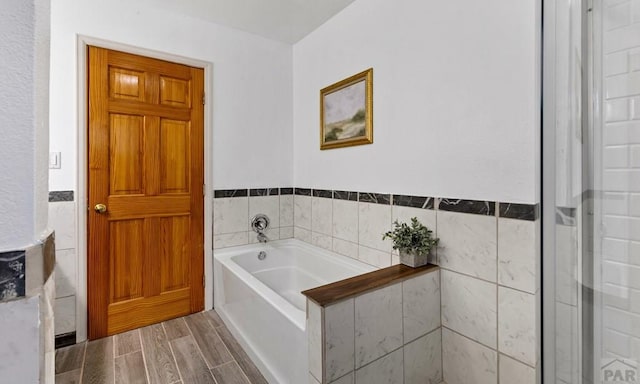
left=94, top=203, right=107, bottom=214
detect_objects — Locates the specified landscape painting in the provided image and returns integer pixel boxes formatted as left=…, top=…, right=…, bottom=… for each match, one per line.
left=320, top=68, right=373, bottom=150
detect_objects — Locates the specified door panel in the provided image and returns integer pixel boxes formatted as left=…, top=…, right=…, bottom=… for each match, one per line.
left=88, top=46, right=204, bottom=339
left=109, top=219, right=144, bottom=303
left=109, top=68, right=146, bottom=101
left=160, top=215, right=191, bottom=292
left=160, top=76, right=192, bottom=107
left=160, top=119, right=190, bottom=194
left=109, top=114, right=144, bottom=195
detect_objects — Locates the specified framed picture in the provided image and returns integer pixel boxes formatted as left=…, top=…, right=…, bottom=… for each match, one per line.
left=320, top=68, right=373, bottom=150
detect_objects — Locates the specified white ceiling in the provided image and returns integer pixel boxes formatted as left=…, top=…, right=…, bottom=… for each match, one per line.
left=152, top=0, right=356, bottom=44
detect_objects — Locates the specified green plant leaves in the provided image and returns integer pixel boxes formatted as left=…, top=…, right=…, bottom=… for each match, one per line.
left=382, top=217, right=439, bottom=255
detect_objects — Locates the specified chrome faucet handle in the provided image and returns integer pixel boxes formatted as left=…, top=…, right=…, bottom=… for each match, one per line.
left=251, top=214, right=270, bottom=233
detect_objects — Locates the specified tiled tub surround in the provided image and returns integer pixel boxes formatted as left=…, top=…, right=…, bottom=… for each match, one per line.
left=304, top=264, right=442, bottom=384
left=213, top=188, right=295, bottom=249
left=213, top=187, right=540, bottom=384
left=48, top=191, right=77, bottom=341
left=438, top=202, right=540, bottom=384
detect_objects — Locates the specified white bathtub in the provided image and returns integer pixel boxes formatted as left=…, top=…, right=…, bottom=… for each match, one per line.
left=213, top=239, right=375, bottom=384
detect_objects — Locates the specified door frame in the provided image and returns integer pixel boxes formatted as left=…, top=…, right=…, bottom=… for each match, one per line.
left=75, top=35, right=214, bottom=342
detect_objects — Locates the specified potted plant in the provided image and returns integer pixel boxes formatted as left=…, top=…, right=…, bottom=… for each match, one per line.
left=382, top=217, right=439, bottom=267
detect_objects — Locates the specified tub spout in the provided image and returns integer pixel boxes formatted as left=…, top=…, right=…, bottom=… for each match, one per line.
left=257, top=232, right=269, bottom=243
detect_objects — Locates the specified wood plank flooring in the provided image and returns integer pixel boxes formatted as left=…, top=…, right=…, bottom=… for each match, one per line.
left=55, top=310, right=267, bottom=384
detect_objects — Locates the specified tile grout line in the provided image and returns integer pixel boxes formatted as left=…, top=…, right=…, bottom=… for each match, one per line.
left=355, top=343, right=407, bottom=372
left=211, top=320, right=266, bottom=383
left=162, top=322, right=188, bottom=384
left=205, top=319, right=237, bottom=370
left=439, top=266, right=538, bottom=297
left=438, top=253, right=445, bottom=382
left=111, top=334, right=116, bottom=384
left=353, top=295, right=357, bottom=379
left=330, top=194, right=334, bottom=251
left=433, top=207, right=444, bottom=382
left=185, top=314, right=233, bottom=372
left=402, top=326, right=441, bottom=351
left=79, top=341, right=88, bottom=384
left=441, top=325, right=538, bottom=370
left=212, top=360, right=252, bottom=384
left=321, top=305, right=326, bottom=383
left=496, top=201, right=500, bottom=384
left=137, top=327, right=152, bottom=384
left=401, top=275, right=406, bottom=384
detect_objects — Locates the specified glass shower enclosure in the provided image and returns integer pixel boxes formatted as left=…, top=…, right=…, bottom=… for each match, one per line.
left=544, top=0, right=640, bottom=383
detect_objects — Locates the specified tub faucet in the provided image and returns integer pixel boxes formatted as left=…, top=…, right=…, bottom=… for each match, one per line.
left=251, top=214, right=271, bottom=243
left=257, top=232, right=269, bottom=243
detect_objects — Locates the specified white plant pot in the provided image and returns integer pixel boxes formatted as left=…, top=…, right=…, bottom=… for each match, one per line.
left=399, top=249, right=430, bottom=268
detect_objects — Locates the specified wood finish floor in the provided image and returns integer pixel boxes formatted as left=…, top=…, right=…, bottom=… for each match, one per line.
left=55, top=310, right=268, bottom=384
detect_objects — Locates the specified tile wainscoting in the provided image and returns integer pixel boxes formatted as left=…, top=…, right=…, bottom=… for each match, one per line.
left=47, top=191, right=77, bottom=340
left=214, top=187, right=541, bottom=384
left=306, top=267, right=442, bottom=384
left=213, top=188, right=295, bottom=248
left=47, top=186, right=540, bottom=384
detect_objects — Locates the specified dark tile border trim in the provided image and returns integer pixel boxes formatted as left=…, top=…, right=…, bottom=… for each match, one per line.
left=393, top=194, right=434, bottom=209
left=438, top=198, right=495, bottom=216
left=49, top=191, right=74, bottom=202
left=55, top=332, right=76, bottom=349
left=212, top=186, right=539, bottom=221
left=313, top=189, right=333, bottom=198
left=295, top=188, right=312, bottom=196
left=359, top=192, right=390, bottom=205
left=249, top=188, right=279, bottom=196
left=0, top=250, right=26, bottom=301
left=333, top=190, right=358, bottom=201
left=499, top=203, right=539, bottom=221
left=214, top=189, right=248, bottom=198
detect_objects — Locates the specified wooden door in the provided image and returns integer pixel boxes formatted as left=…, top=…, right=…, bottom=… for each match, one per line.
left=87, top=46, right=204, bottom=339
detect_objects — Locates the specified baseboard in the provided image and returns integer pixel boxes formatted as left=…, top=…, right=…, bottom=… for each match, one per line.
left=55, top=332, right=76, bottom=349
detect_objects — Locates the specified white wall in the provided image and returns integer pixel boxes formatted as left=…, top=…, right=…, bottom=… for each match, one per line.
left=0, top=0, right=50, bottom=251
left=49, top=0, right=293, bottom=191
left=293, top=0, right=540, bottom=203
left=0, top=0, right=52, bottom=381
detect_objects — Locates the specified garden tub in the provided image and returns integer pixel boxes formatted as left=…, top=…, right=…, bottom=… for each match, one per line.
left=213, top=239, right=375, bottom=383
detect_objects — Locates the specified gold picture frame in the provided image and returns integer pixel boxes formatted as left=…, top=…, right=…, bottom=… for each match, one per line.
left=320, top=68, right=373, bottom=150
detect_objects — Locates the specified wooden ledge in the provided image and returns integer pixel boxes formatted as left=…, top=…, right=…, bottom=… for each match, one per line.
left=302, top=263, right=439, bottom=307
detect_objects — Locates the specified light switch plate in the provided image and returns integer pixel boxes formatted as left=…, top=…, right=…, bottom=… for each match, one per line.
left=49, top=152, right=61, bottom=169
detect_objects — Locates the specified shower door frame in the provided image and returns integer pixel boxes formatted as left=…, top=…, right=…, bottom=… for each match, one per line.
left=542, top=0, right=599, bottom=382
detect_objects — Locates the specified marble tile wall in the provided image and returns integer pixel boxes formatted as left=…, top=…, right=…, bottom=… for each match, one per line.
left=307, top=268, right=442, bottom=384
left=293, top=189, right=439, bottom=268
left=48, top=191, right=77, bottom=339
left=214, top=187, right=541, bottom=383
left=440, top=214, right=541, bottom=384
left=294, top=190, right=540, bottom=384
left=213, top=188, right=294, bottom=249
